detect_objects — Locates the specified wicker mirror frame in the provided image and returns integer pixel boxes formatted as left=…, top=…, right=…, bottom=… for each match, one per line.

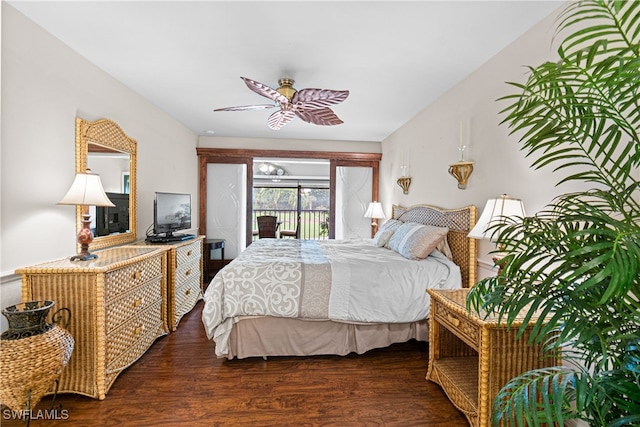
left=75, top=117, right=137, bottom=250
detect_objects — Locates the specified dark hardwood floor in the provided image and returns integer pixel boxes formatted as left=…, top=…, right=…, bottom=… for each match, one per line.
left=2, top=302, right=468, bottom=426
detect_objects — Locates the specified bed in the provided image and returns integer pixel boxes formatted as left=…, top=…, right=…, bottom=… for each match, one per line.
left=202, top=204, right=477, bottom=359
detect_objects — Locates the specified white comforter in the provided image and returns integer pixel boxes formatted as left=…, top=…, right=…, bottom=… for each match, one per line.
left=201, top=238, right=461, bottom=357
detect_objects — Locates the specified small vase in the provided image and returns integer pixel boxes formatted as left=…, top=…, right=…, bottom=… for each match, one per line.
left=0, top=301, right=74, bottom=413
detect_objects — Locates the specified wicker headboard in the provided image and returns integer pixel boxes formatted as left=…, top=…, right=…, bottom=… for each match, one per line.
left=392, top=204, right=477, bottom=288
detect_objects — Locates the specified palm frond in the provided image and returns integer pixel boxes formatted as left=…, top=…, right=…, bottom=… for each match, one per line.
left=470, top=2, right=640, bottom=424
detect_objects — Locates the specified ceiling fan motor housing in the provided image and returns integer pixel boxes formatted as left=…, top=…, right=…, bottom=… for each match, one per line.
left=276, top=78, right=296, bottom=101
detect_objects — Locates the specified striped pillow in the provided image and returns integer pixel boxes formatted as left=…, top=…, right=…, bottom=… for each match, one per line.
left=388, top=222, right=449, bottom=260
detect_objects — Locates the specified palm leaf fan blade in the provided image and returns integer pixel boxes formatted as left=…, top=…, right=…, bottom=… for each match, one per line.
left=295, top=107, right=344, bottom=126
left=240, top=77, right=289, bottom=105
left=267, top=109, right=295, bottom=130
left=214, top=104, right=276, bottom=112
left=292, top=88, right=349, bottom=109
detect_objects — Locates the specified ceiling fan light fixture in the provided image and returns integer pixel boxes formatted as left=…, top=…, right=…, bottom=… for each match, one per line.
left=276, top=78, right=296, bottom=101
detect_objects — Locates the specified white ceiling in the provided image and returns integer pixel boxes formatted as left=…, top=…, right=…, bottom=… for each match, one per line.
left=8, top=1, right=563, bottom=143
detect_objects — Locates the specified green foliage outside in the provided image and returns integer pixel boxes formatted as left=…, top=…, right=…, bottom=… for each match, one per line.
left=253, top=187, right=329, bottom=239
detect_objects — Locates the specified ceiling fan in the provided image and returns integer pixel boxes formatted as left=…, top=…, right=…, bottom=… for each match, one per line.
left=214, top=77, right=349, bottom=130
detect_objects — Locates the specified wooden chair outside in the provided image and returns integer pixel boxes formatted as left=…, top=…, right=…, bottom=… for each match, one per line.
left=280, top=215, right=300, bottom=239
left=257, top=216, right=277, bottom=238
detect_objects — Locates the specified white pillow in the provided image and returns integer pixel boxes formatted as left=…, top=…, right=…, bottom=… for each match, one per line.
left=372, top=219, right=403, bottom=247
left=387, top=222, right=449, bottom=260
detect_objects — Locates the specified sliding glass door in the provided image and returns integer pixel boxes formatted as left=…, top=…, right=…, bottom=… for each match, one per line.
left=197, top=148, right=380, bottom=250
left=253, top=181, right=330, bottom=240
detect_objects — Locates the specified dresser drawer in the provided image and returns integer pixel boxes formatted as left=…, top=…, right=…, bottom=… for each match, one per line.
left=433, top=302, right=480, bottom=350
left=105, top=256, right=163, bottom=301
left=175, top=240, right=201, bottom=266
left=105, top=277, right=163, bottom=332
left=173, top=276, right=201, bottom=322
left=105, top=300, right=164, bottom=373
left=175, top=259, right=200, bottom=286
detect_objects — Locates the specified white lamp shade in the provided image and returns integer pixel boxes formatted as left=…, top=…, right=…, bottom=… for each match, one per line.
left=58, top=170, right=115, bottom=207
left=468, top=195, right=526, bottom=240
left=364, top=202, right=386, bottom=219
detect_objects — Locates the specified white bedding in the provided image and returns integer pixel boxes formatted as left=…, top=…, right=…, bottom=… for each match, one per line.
left=201, top=238, right=461, bottom=357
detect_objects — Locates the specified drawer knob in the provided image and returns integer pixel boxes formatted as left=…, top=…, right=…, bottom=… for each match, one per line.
left=133, top=298, right=143, bottom=308
left=133, top=271, right=142, bottom=280
left=187, top=250, right=193, bottom=256
left=134, top=324, right=145, bottom=335
left=185, top=288, right=191, bottom=296
left=447, top=314, right=460, bottom=327
left=185, top=269, right=191, bottom=276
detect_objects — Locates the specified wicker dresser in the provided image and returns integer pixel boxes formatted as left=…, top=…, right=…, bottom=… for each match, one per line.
left=132, top=236, right=204, bottom=331
left=17, top=246, right=168, bottom=400
left=426, top=289, right=560, bottom=427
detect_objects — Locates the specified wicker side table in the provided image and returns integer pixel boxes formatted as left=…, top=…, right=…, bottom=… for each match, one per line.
left=426, top=289, right=560, bottom=427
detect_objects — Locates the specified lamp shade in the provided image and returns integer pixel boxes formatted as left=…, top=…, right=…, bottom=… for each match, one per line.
left=468, top=195, right=526, bottom=240
left=58, top=170, right=115, bottom=207
left=364, top=202, right=386, bottom=219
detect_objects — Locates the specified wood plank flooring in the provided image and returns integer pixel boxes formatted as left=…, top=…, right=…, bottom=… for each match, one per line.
left=1, top=302, right=468, bottom=426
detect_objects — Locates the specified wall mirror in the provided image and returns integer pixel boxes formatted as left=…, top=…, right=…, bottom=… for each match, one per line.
left=75, top=117, right=137, bottom=250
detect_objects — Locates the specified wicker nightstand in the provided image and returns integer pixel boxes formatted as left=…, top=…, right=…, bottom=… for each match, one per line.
left=426, top=288, right=559, bottom=427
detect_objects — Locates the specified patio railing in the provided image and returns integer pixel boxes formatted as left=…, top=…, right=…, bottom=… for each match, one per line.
left=252, top=209, right=329, bottom=240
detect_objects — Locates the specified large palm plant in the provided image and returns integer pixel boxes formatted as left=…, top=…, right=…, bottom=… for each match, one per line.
left=466, top=1, right=640, bottom=426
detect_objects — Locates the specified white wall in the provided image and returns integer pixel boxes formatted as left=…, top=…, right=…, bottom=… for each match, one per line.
left=0, top=4, right=199, bottom=328
left=380, top=3, right=592, bottom=272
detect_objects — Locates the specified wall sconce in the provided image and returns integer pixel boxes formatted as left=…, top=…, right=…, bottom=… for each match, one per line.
left=397, top=177, right=411, bottom=194
left=448, top=161, right=474, bottom=189
left=397, top=154, right=411, bottom=194
left=448, top=122, right=474, bottom=189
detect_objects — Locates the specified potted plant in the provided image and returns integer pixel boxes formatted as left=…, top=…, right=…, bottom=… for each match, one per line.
left=467, top=1, right=640, bottom=426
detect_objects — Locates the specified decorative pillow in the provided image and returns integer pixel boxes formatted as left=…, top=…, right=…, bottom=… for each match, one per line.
left=372, top=219, right=403, bottom=247
left=436, top=235, right=453, bottom=259
left=387, top=222, right=449, bottom=260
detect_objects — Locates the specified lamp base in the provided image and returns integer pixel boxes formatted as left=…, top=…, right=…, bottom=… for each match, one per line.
left=70, top=253, right=98, bottom=262
left=370, top=219, right=379, bottom=238
left=492, top=254, right=506, bottom=275
left=70, top=214, right=98, bottom=262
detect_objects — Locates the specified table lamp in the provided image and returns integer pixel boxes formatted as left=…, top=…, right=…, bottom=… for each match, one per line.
left=364, top=201, right=386, bottom=237
left=58, top=169, right=114, bottom=261
left=468, top=194, right=526, bottom=272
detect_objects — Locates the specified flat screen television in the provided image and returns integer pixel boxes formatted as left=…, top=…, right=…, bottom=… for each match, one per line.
left=153, top=192, right=192, bottom=237
left=95, top=192, right=130, bottom=237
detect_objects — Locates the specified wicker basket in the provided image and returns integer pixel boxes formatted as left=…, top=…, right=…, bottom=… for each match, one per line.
left=0, top=326, right=74, bottom=411
left=0, top=302, right=74, bottom=412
